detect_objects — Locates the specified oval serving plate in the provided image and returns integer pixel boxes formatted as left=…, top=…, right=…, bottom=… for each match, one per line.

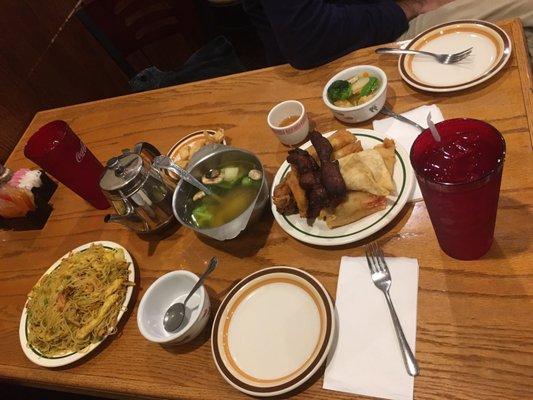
left=211, top=267, right=335, bottom=397
left=271, top=128, right=414, bottom=246
left=19, top=241, right=135, bottom=368
left=399, top=19, right=511, bottom=92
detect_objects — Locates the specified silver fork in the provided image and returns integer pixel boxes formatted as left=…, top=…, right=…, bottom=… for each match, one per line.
left=365, top=241, right=419, bottom=376
left=375, top=46, right=473, bottom=64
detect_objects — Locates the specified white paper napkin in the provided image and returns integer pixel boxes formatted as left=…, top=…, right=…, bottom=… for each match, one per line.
left=373, top=105, right=444, bottom=201
left=323, top=256, right=419, bottom=400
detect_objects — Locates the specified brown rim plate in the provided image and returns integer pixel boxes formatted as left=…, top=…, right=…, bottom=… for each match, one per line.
left=211, top=267, right=336, bottom=397
left=399, top=20, right=511, bottom=92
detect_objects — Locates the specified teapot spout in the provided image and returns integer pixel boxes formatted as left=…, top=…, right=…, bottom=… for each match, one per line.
left=104, top=212, right=148, bottom=232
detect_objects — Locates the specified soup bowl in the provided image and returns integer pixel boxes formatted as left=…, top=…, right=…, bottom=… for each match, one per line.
left=322, top=65, right=387, bottom=123
left=172, top=144, right=269, bottom=241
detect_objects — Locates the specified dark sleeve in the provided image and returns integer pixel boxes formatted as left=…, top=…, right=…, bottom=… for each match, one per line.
left=259, top=0, right=408, bottom=69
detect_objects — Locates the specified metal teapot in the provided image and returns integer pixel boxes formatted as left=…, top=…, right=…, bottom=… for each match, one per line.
left=99, top=142, right=175, bottom=233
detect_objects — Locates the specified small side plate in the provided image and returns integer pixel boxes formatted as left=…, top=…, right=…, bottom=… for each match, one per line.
left=399, top=19, right=512, bottom=92
left=211, top=266, right=335, bottom=397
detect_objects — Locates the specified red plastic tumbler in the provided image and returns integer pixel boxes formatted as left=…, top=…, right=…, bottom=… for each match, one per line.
left=24, top=120, right=109, bottom=209
left=410, top=118, right=505, bottom=260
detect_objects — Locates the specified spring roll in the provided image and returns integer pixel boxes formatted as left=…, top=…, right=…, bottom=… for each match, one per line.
left=320, top=192, right=387, bottom=228
left=308, top=129, right=356, bottom=161
left=333, top=141, right=363, bottom=159
left=373, top=138, right=396, bottom=176
left=286, top=171, right=308, bottom=218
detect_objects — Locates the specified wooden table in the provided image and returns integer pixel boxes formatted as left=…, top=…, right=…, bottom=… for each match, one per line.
left=1, top=18, right=532, bottom=400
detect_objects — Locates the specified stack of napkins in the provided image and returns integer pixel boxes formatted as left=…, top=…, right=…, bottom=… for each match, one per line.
left=323, top=256, right=419, bottom=400
left=373, top=104, right=444, bottom=201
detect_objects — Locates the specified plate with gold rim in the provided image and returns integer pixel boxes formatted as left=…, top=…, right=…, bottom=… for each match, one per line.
left=399, top=19, right=511, bottom=92
left=211, top=267, right=335, bottom=397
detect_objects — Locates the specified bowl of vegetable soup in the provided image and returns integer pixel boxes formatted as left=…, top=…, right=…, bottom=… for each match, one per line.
left=172, top=144, right=269, bottom=241
left=322, top=65, right=387, bottom=123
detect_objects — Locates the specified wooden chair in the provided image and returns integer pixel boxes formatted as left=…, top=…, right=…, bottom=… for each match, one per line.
left=77, top=0, right=207, bottom=77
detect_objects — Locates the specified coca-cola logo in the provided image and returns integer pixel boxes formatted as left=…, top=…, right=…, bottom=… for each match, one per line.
left=76, top=142, right=87, bottom=163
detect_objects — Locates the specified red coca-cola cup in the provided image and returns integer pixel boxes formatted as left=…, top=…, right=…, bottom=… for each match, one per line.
left=410, top=118, right=505, bottom=260
left=24, top=120, right=109, bottom=209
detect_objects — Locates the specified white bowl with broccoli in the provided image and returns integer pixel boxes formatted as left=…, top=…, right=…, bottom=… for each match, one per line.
left=322, top=65, right=387, bottom=123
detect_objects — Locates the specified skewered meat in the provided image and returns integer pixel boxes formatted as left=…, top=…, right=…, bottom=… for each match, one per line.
left=309, top=131, right=347, bottom=207
left=287, top=148, right=328, bottom=219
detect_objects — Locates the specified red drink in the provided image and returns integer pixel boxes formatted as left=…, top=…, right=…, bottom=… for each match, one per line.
left=410, top=119, right=505, bottom=260
left=24, top=120, right=109, bottom=209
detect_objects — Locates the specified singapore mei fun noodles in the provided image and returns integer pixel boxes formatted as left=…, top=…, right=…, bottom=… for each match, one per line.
left=25, top=244, right=133, bottom=357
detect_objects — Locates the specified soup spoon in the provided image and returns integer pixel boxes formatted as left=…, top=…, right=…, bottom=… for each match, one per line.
left=163, top=257, right=218, bottom=332
left=379, top=104, right=425, bottom=132
left=153, top=155, right=217, bottom=197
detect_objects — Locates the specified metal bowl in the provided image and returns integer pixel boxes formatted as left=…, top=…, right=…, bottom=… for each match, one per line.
left=172, top=145, right=269, bottom=241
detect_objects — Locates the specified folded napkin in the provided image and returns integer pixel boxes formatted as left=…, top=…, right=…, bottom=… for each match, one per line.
left=323, top=256, right=419, bottom=400
left=373, top=105, right=444, bottom=201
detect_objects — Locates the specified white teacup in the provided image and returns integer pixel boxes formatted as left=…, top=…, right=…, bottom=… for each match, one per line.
left=267, top=100, right=309, bottom=145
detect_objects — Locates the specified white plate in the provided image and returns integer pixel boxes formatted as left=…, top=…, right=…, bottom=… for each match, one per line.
left=271, top=128, right=414, bottom=246
left=19, top=241, right=135, bottom=368
left=399, top=20, right=511, bottom=92
left=211, top=267, right=335, bottom=397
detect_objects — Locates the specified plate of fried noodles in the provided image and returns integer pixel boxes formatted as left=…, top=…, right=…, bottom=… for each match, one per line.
left=19, top=241, right=135, bottom=367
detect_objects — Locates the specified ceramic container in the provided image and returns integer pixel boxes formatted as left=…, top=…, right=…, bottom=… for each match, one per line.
left=267, top=100, right=309, bottom=145
left=322, top=65, right=387, bottom=123
left=137, top=270, right=210, bottom=345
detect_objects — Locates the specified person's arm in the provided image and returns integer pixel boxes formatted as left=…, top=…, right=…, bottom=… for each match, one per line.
left=259, top=0, right=410, bottom=69
left=396, top=0, right=454, bottom=19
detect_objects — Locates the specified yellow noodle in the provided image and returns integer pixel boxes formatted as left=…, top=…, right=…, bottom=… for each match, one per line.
left=26, top=244, right=133, bottom=356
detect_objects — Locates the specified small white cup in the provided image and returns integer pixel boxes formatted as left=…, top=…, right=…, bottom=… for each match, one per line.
left=267, top=100, right=309, bottom=145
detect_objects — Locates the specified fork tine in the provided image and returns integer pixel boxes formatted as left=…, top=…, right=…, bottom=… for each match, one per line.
left=454, top=46, right=473, bottom=57
left=375, top=242, right=390, bottom=273
left=450, top=51, right=472, bottom=62
left=369, top=242, right=382, bottom=272
left=450, top=49, right=473, bottom=62
left=364, top=245, right=376, bottom=273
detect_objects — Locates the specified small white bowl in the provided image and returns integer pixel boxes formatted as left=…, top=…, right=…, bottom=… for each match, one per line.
left=322, top=65, right=387, bottom=123
left=137, top=270, right=211, bottom=345
left=267, top=100, right=309, bottom=145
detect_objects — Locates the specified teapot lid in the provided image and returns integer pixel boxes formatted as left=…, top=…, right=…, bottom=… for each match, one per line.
left=99, top=153, right=146, bottom=196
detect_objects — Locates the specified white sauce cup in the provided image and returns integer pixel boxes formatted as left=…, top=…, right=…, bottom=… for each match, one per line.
left=267, top=100, right=309, bottom=145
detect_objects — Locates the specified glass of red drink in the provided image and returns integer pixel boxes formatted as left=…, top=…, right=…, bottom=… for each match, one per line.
left=410, top=118, right=505, bottom=260
left=24, top=120, right=109, bottom=210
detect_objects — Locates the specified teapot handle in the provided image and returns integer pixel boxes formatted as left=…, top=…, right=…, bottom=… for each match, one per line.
left=133, top=142, right=161, bottom=160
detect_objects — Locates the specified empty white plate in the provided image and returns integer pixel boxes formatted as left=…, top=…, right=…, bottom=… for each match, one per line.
left=399, top=20, right=511, bottom=92
left=211, top=267, right=335, bottom=397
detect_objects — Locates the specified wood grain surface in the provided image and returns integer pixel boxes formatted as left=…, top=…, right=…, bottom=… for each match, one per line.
left=1, top=19, right=532, bottom=400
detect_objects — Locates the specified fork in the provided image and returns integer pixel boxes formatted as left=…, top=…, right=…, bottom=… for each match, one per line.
left=375, top=46, right=473, bottom=64
left=365, top=241, right=420, bottom=376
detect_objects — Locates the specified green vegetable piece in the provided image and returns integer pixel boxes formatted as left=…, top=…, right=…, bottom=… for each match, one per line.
left=241, top=176, right=254, bottom=187
left=327, top=80, right=353, bottom=103
left=359, top=77, right=379, bottom=98
left=191, top=204, right=213, bottom=228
